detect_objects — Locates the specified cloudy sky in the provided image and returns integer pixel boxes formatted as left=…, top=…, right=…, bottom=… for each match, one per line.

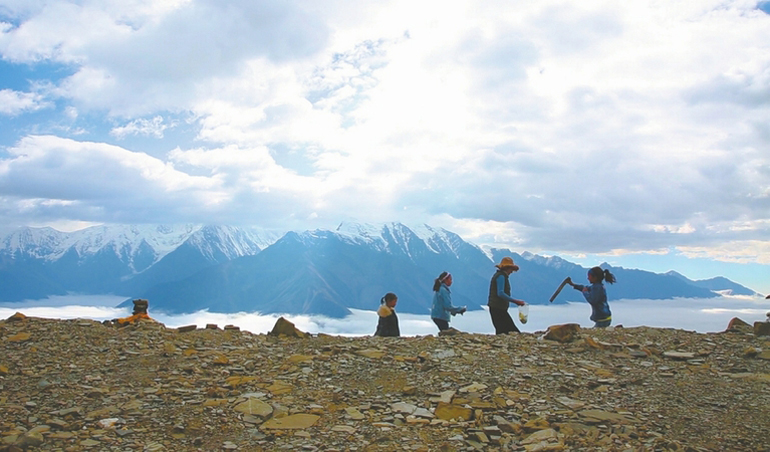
left=0, top=1, right=769, bottom=293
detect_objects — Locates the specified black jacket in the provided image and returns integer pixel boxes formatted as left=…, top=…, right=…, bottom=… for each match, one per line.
left=374, top=305, right=400, bottom=337
left=488, top=269, right=512, bottom=310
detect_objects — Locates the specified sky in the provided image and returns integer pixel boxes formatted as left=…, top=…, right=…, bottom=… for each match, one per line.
left=0, top=1, right=768, bottom=293
left=2, top=294, right=769, bottom=336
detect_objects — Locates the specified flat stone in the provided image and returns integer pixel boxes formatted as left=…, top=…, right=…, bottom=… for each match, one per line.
left=288, top=354, right=314, bottom=363
left=578, top=409, right=638, bottom=424
left=331, top=425, right=356, bottom=433
left=391, top=402, right=417, bottom=414
left=7, top=332, right=31, bottom=342
left=663, top=351, right=696, bottom=360
left=556, top=396, right=586, bottom=410
left=261, top=414, right=320, bottom=430
left=412, top=407, right=435, bottom=419
left=344, top=407, right=366, bottom=420
left=524, top=417, right=550, bottom=431
left=225, top=376, right=258, bottom=388
left=355, top=349, right=386, bottom=359
left=234, top=398, right=273, bottom=417
left=429, top=390, right=455, bottom=404
left=521, top=428, right=558, bottom=445
left=266, top=381, right=293, bottom=395
left=434, top=402, right=473, bottom=421
left=459, top=382, right=487, bottom=393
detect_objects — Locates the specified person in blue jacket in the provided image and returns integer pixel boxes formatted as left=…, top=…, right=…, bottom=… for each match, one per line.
left=566, top=266, right=616, bottom=328
left=430, top=272, right=466, bottom=331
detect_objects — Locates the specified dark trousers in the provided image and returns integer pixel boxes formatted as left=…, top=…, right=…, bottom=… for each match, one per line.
left=432, top=318, right=450, bottom=331
left=489, top=307, right=520, bottom=334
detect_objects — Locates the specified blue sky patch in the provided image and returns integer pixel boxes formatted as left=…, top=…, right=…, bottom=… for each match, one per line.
left=0, top=60, right=76, bottom=91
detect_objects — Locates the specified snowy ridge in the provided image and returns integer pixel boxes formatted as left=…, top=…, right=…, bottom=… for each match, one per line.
left=519, top=251, right=578, bottom=270
left=0, top=224, right=199, bottom=262
left=0, top=227, right=68, bottom=260
left=0, top=224, right=283, bottom=265
left=331, top=221, right=469, bottom=258
left=185, top=226, right=283, bottom=260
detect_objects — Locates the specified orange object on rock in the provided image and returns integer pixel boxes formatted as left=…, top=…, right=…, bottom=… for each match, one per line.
left=116, top=312, right=152, bottom=325
left=115, top=299, right=153, bottom=325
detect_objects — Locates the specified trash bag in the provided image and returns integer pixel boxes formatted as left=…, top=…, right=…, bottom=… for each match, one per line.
left=518, top=303, right=529, bottom=324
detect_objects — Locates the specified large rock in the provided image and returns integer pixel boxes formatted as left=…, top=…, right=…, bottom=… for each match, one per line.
left=543, top=324, right=581, bottom=343
left=754, top=322, right=770, bottom=337
left=726, top=317, right=751, bottom=331
left=7, top=312, right=27, bottom=322
left=269, top=317, right=308, bottom=338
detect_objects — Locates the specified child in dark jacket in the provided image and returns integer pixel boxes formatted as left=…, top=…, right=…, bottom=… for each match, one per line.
left=567, top=266, right=616, bottom=328
left=374, top=292, right=400, bottom=337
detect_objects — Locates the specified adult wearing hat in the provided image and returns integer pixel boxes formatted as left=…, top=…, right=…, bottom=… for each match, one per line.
left=488, top=257, right=526, bottom=334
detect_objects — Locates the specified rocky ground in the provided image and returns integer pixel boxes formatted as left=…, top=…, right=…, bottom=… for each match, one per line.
left=1, top=312, right=769, bottom=451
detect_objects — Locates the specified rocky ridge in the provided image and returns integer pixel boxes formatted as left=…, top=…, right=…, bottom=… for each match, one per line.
left=1, top=313, right=769, bottom=451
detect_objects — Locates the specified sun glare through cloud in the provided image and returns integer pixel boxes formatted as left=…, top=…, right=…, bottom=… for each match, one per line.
left=0, top=1, right=768, bottom=294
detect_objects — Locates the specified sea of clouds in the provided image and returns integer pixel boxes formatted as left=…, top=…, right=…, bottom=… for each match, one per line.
left=2, top=295, right=769, bottom=337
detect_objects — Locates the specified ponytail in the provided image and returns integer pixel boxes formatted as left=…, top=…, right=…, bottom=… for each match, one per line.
left=433, top=271, right=449, bottom=292
left=589, top=266, right=616, bottom=284
left=381, top=292, right=397, bottom=304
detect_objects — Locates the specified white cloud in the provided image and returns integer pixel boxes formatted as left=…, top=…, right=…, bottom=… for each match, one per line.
left=0, top=0, right=768, bottom=269
left=0, top=89, right=51, bottom=115
left=110, top=116, right=170, bottom=139
left=2, top=294, right=769, bottom=335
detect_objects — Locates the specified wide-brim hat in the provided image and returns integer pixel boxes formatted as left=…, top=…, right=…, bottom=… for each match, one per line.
left=495, top=256, right=519, bottom=270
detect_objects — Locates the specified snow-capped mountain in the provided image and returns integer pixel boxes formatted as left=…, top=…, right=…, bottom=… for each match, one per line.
left=0, top=224, right=280, bottom=267
left=1, top=221, right=754, bottom=314
left=332, top=222, right=472, bottom=259
left=0, top=224, right=283, bottom=301
left=125, top=223, right=736, bottom=317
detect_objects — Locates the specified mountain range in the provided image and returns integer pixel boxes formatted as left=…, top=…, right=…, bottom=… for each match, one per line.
left=0, top=222, right=757, bottom=318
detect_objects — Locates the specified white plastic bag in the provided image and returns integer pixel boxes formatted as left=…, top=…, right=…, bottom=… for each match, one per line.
left=518, top=303, right=529, bottom=324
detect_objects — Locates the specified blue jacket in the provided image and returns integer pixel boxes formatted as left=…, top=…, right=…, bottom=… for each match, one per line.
left=573, top=282, right=611, bottom=322
left=431, top=284, right=464, bottom=321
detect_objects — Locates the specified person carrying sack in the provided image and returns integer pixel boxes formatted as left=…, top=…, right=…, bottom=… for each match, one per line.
left=487, top=257, right=527, bottom=334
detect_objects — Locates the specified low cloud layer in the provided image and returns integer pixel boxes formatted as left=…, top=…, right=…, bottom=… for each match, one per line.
left=2, top=294, right=768, bottom=336
left=0, top=1, right=768, bottom=284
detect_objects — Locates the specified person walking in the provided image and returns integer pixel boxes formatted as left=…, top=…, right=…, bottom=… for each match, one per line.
left=430, top=272, right=466, bottom=332
left=488, top=257, right=527, bottom=334
left=374, top=292, right=400, bottom=337
left=566, top=266, right=616, bottom=328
